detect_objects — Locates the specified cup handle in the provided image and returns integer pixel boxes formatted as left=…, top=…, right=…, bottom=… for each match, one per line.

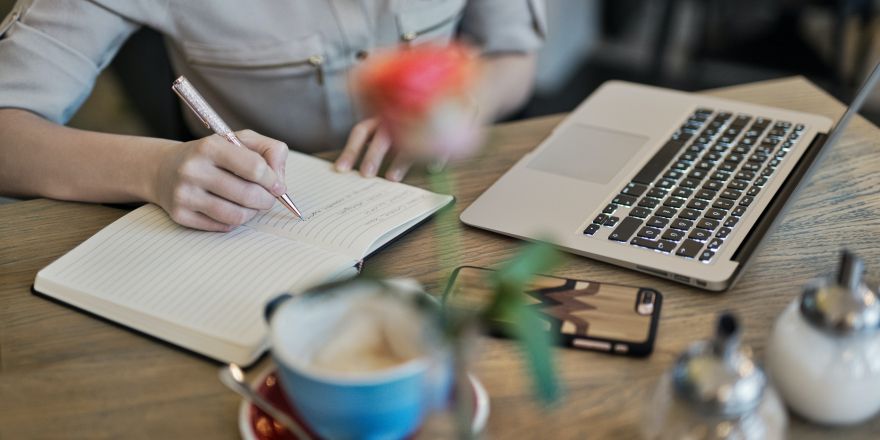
left=264, top=293, right=293, bottom=323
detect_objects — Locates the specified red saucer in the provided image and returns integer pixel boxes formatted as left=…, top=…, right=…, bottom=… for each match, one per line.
left=238, top=368, right=489, bottom=440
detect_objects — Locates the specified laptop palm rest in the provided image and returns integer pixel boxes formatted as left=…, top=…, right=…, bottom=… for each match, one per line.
left=526, top=124, right=649, bottom=184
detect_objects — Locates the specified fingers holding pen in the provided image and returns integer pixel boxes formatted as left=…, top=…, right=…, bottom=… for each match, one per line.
left=155, top=133, right=289, bottom=232
left=235, top=129, right=290, bottom=182
left=204, top=135, right=286, bottom=197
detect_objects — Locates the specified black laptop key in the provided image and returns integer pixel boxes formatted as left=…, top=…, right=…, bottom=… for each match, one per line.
left=742, top=163, right=761, bottom=172
left=688, top=169, right=708, bottom=180
left=703, top=180, right=724, bottom=191
left=622, top=182, right=648, bottom=197
left=747, top=186, right=761, bottom=197
left=603, top=204, right=618, bottom=215
left=724, top=154, right=744, bottom=164
left=740, top=196, right=754, bottom=207
left=679, top=152, right=699, bottom=162
left=695, top=189, right=716, bottom=200
left=672, top=188, right=693, bottom=199
left=679, top=209, right=701, bottom=220
left=583, top=224, right=600, bottom=235
left=720, top=189, right=742, bottom=200
left=647, top=188, right=668, bottom=199
left=686, top=200, right=708, bottom=211
left=710, top=172, right=731, bottom=181
left=716, top=227, right=732, bottom=239
left=672, top=161, right=690, bottom=171
left=707, top=238, right=724, bottom=250
left=655, top=178, right=676, bottom=190
left=638, top=197, right=660, bottom=209
left=631, top=237, right=659, bottom=250
left=646, top=216, right=669, bottom=228
left=593, top=214, right=609, bottom=225
left=670, top=218, right=694, bottom=230
left=754, top=177, right=768, bottom=187
left=608, top=217, right=643, bottom=242
left=662, top=229, right=685, bottom=242
left=605, top=216, right=620, bottom=227
left=704, top=152, right=724, bottom=162
left=735, top=171, right=756, bottom=181
left=664, top=197, right=685, bottom=208
left=732, top=206, right=747, bottom=217
left=704, top=209, right=726, bottom=221
left=696, top=218, right=720, bottom=230
left=732, top=145, right=751, bottom=155
left=612, top=194, right=637, bottom=206
left=676, top=239, right=704, bottom=258
left=679, top=178, right=700, bottom=189
left=654, top=206, right=677, bottom=218
left=699, top=250, right=715, bottom=262
left=689, top=229, right=712, bottom=241
left=713, top=199, right=734, bottom=210
left=638, top=226, right=662, bottom=240
left=664, top=170, right=684, bottom=180
left=629, top=207, right=652, bottom=219
left=631, top=140, right=685, bottom=184
left=724, top=217, right=739, bottom=227
left=727, top=180, right=748, bottom=191
left=695, top=161, right=714, bottom=171
left=655, top=240, right=677, bottom=253
left=688, top=144, right=708, bottom=153
left=718, top=163, right=737, bottom=173
left=748, top=154, right=768, bottom=164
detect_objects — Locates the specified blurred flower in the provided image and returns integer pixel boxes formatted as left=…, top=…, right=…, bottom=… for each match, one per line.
left=356, top=44, right=483, bottom=160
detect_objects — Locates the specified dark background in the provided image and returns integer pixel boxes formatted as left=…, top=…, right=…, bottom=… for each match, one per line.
left=2, top=0, right=879, bottom=138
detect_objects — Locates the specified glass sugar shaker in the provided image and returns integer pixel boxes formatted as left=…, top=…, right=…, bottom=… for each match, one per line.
left=767, top=250, right=880, bottom=425
left=643, top=313, right=787, bottom=440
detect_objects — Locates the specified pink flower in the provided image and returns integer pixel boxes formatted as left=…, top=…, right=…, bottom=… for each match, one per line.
left=356, top=44, right=483, bottom=160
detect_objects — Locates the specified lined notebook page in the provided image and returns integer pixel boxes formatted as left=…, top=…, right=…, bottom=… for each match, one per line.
left=36, top=205, right=355, bottom=356
left=248, top=152, right=453, bottom=259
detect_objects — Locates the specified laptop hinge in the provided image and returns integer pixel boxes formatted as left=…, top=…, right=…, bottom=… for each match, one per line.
left=731, top=132, right=829, bottom=264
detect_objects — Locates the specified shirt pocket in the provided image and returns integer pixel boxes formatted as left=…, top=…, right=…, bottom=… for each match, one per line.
left=181, top=34, right=326, bottom=84
left=176, top=34, right=335, bottom=150
left=396, top=0, right=466, bottom=45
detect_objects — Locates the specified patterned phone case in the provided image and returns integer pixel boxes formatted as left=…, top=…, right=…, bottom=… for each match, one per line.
left=443, top=266, right=662, bottom=357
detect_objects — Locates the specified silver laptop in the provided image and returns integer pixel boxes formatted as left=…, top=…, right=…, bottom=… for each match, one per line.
left=461, top=64, right=880, bottom=291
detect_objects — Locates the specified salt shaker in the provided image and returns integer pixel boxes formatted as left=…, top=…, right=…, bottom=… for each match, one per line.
left=643, top=313, right=787, bottom=440
left=766, top=250, right=880, bottom=425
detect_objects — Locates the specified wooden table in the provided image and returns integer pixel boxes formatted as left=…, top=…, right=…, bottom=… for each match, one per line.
left=2, top=77, right=879, bottom=439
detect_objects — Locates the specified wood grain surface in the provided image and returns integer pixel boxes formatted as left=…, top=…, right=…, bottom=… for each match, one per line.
left=2, top=77, right=879, bottom=439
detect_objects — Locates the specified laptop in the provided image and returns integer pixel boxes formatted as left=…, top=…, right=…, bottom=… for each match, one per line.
left=461, top=63, right=880, bottom=291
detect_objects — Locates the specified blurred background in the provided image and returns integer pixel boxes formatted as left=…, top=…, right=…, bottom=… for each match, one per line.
left=2, top=0, right=880, bottom=138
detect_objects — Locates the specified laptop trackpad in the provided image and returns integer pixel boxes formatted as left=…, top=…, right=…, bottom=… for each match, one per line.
left=527, top=124, right=648, bottom=184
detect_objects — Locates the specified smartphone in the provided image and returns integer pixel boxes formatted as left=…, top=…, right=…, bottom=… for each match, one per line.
left=443, top=266, right=662, bottom=357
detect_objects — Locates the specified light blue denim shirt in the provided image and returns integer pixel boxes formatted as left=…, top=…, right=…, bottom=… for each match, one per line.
left=0, top=0, right=546, bottom=152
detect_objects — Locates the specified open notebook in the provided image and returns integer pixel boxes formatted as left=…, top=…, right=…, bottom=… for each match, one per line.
left=34, top=152, right=452, bottom=365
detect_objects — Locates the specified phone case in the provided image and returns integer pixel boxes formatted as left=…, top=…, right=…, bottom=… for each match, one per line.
left=443, top=266, right=662, bottom=357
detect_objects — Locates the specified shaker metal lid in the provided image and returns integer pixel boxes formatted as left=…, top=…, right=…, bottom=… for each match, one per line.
left=672, top=313, right=766, bottom=417
left=800, top=250, right=880, bottom=335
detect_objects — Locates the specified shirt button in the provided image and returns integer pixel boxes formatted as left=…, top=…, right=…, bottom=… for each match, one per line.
left=355, top=50, right=369, bottom=61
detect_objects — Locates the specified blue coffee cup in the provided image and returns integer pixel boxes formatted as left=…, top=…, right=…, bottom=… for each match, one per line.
left=265, top=279, right=452, bottom=439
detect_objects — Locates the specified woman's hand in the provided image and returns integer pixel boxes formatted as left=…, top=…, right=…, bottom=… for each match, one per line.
left=334, top=117, right=415, bottom=182
left=152, top=130, right=289, bottom=231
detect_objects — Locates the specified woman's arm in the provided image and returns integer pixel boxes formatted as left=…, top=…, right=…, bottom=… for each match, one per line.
left=0, top=108, right=289, bottom=231
left=474, top=53, right=538, bottom=122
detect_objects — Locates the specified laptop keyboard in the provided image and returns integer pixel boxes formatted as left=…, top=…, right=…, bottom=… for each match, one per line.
left=583, top=108, right=806, bottom=263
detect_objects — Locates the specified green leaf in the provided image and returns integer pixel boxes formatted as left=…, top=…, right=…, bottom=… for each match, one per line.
left=484, top=241, right=563, bottom=403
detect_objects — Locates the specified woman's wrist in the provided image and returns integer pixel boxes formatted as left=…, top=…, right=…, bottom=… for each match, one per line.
left=136, top=139, right=180, bottom=205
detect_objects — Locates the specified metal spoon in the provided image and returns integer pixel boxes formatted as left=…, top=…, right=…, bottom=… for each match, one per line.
left=218, top=363, right=313, bottom=440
